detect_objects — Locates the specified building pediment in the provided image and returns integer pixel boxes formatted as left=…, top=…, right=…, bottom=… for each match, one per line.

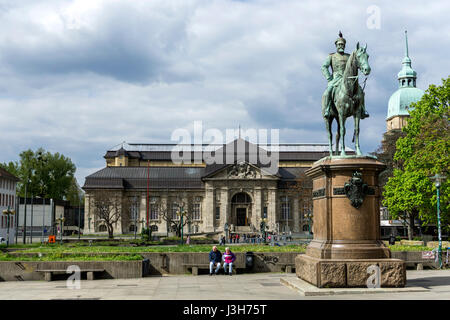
left=202, top=161, right=279, bottom=181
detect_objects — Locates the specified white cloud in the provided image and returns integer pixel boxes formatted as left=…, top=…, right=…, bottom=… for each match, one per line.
left=0, top=0, right=449, bottom=186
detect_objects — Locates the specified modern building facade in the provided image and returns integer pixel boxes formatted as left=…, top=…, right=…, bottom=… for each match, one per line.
left=0, top=167, right=19, bottom=244
left=16, top=198, right=83, bottom=241
left=83, top=138, right=351, bottom=237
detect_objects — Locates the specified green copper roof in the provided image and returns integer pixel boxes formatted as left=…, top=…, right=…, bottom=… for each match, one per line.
left=398, top=31, right=417, bottom=79
left=387, top=31, right=423, bottom=120
left=387, top=87, right=424, bottom=119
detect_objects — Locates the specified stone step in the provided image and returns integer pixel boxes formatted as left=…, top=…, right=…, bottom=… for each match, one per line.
left=234, top=226, right=252, bottom=232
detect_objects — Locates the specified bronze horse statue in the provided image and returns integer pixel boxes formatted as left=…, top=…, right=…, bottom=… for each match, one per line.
left=322, top=42, right=371, bottom=156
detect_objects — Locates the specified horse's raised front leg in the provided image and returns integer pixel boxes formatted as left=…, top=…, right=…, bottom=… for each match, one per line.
left=339, top=113, right=346, bottom=156
left=354, top=115, right=362, bottom=155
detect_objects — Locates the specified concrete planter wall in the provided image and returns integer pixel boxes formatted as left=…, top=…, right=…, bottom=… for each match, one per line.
left=0, top=250, right=440, bottom=281
left=0, top=260, right=142, bottom=281
left=139, top=252, right=302, bottom=275
left=391, top=251, right=439, bottom=268
left=399, top=240, right=425, bottom=246
left=426, top=241, right=450, bottom=249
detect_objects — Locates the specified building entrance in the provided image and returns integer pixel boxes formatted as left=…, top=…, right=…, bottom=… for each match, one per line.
left=236, top=208, right=247, bottom=226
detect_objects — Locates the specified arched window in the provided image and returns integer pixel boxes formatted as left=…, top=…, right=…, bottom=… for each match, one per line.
left=129, top=225, right=136, bottom=232
left=231, top=192, right=251, bottom=204
left=98, top=224, right=107, bottom=232
left=151, top=225, right=158, bottom=232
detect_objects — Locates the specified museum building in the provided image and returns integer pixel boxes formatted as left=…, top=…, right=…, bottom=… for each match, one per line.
left=82, top=138, right=352, bottom=237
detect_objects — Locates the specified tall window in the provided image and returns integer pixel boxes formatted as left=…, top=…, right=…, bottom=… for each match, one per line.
left=172, top=203, right=179, bottom=220
left=215, top=207, right=220, bottom=220
left=193, top=203, right=201, bottom=220
left=263, top=207, right=267, bottom=219
left=281, top=203, right=290, bottom=220
left=129, top=198, right=139, bottom=222
left=150, top=204, right=159, bottom=220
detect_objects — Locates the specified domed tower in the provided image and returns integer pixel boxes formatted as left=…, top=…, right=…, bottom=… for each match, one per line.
left=386, top=31, right=424, bottom=131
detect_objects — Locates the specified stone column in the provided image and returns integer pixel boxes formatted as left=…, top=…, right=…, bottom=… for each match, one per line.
left=139, top=193, right=147, bottom=233
left=159, top=193, right=169, bottom=236
left=293, top=195, right=300, bottom=232
left=204, top=184, right=215, bottom=232
left=220, top=187, right=229, bottom=232
left=254, top=187, right=262, bottom=230
left=268, top=187, right=277, bottom=232
left=83, top=194, right=91, bottom=233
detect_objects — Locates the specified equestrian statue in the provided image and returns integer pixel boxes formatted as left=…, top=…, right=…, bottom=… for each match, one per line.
left=321, top=31, right=371, bottom=156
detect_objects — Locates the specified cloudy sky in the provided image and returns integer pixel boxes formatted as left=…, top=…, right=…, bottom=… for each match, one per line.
left=0, top=0, right=449, bottom=186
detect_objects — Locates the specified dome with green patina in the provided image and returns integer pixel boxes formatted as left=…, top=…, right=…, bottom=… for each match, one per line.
left=387, top=31, right=424, bottom=120
left=387, top=86, right=424, bottom=119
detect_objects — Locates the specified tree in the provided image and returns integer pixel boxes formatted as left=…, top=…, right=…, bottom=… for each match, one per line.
left=0, top=148, right=76, bottom=201
left=158, top=195, right=193, bottom=238
left=66, top=177, right=84, bottom=207
left=371, top=129, right=406, bottom=188
left=90, top=191, right=130, bottom=239
left=383, top=76, right=450, bottom=236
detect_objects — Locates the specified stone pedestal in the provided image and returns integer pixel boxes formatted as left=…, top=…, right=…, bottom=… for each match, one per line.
left=296, top=156, right=406, bottom=288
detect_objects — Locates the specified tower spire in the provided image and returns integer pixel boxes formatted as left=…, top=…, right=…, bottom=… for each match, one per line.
left=397, top=30, right=416, bottom=88
left=404, top=30, right=409, bottom=58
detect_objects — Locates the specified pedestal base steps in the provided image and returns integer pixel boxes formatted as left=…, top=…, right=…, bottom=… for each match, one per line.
left=295, top=254, right=406, bottom=288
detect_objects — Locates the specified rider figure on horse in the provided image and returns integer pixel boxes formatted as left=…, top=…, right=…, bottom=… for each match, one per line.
left=321, top=32, right=369, bottom=119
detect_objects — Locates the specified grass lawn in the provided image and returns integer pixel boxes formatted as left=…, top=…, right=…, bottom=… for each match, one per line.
left=1, top=243, right=307, bottom=254
left=0, top=242, right=437, bottom=261
left=0, top=252, right=143, bottom=261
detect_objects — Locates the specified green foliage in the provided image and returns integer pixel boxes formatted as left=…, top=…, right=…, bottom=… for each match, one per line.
left=371, top=129, right=406, bottom=188
left=388, top=245, right=433, bottom=252
left=3, top=243, right=307, bottom=253
left=140, top=227, right=151, bottom=241
left=0, top=252, right=143, bottom=261
left=383, top=76, right=450, bottom=230
left=0, top=148, right=78, bottom=201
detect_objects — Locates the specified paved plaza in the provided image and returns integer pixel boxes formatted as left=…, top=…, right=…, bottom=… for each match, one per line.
left=0, top=270, right=449, bottom=300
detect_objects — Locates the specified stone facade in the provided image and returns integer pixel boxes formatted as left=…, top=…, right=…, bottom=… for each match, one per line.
left=82, top=139, right=341, bottom=237
left=296, top=157, right=406, bottom=288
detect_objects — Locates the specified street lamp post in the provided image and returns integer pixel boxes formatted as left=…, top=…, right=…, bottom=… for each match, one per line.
left=41, top=197, right=45, bottom=243
left=23, top=182, right=28, bottom=244
left=429, top=174, right=446, bottom=269
left=30, top=195, right=34, bottom=243
left=55, top=216, right=65, bottom=245
left=2, top=206, right=16, bottom=247
left=78, top=196, right=82, bottom=240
